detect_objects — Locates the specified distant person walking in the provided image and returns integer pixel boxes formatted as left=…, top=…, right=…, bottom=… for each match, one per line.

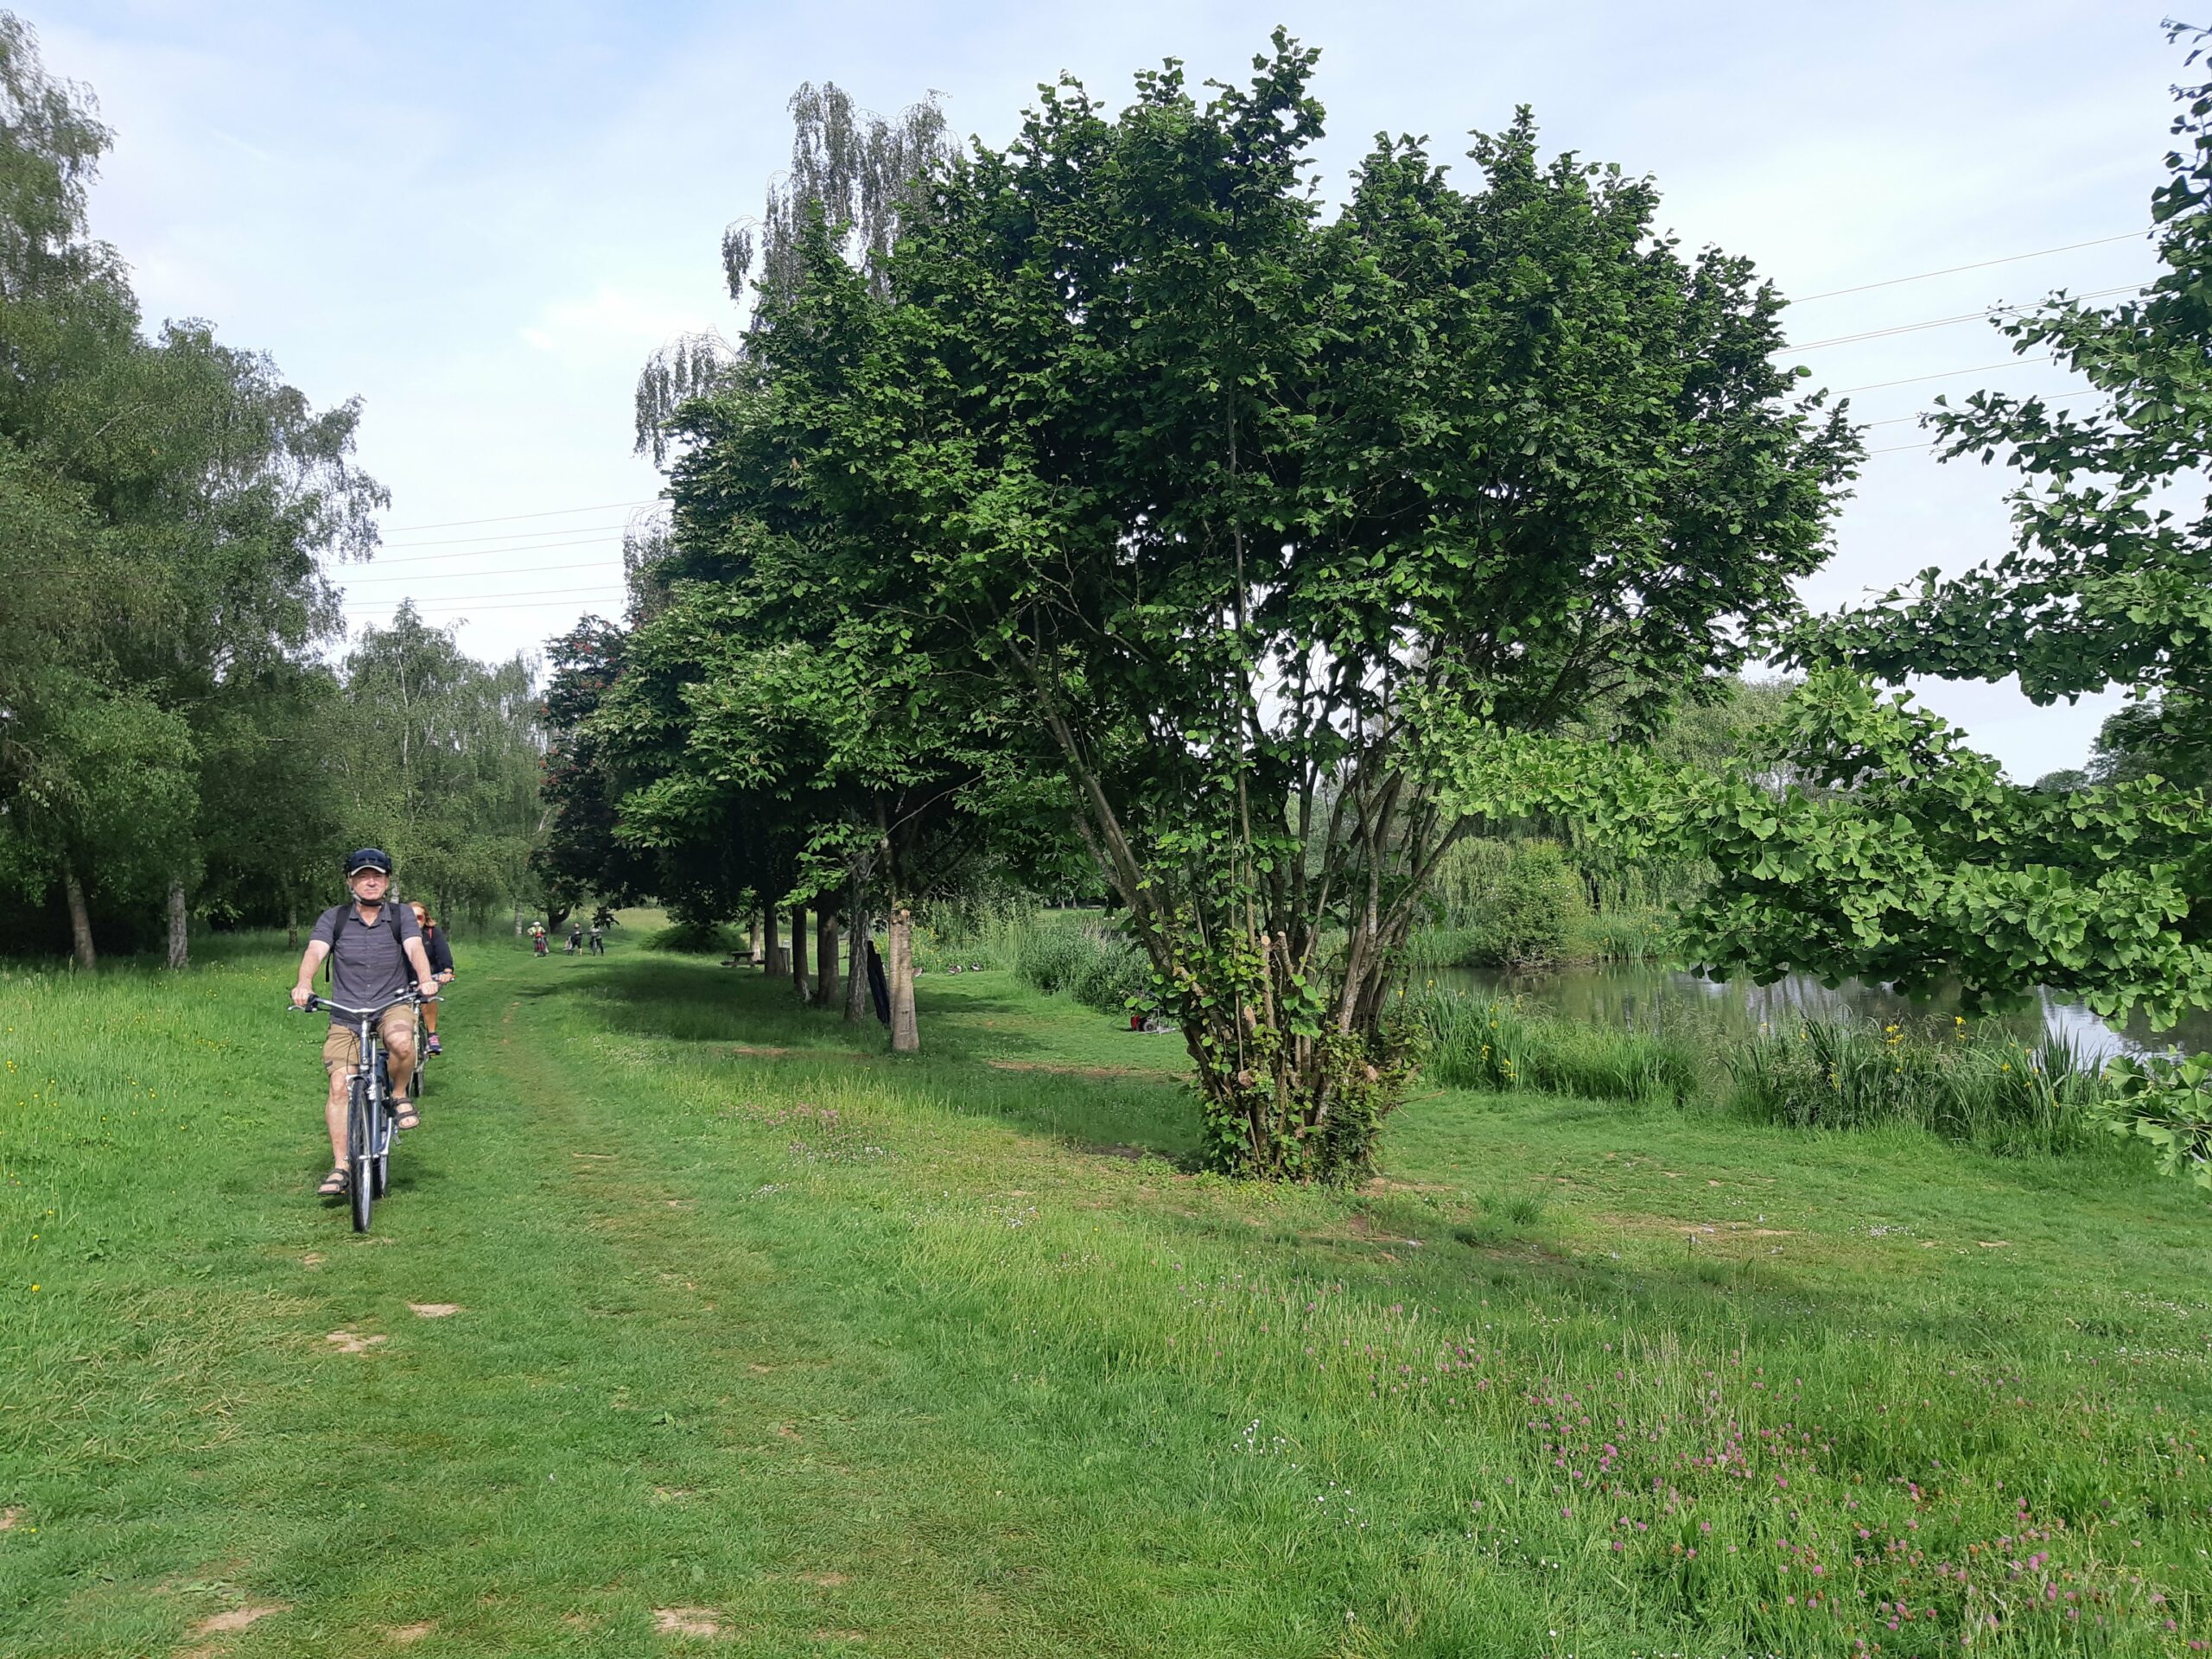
left=588, top=922, right=605, bottom=956
left=567, top=920, right=583, bottom=955
left=531, top=923, right=548, bottom=957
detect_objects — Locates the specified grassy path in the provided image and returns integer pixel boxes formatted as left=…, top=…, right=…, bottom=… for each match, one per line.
left=5, top=932, right=2212, bottom=1656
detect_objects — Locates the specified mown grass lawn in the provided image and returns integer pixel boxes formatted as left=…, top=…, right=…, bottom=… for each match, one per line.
left=3, top=928, right=2209, bottom=1657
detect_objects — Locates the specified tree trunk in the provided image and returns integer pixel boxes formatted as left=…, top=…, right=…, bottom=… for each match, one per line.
left=789, top=902, right=809, bottom=999
left=547, top=904, right=571, bottom=938
left=512, top=899, right=524, bottom=937
left=813, top=907, right=839, bottom=1007
left=63, top=866, right=95, bottom=971
left=748, top=912, right=764, bottom=968
left=166, top=880, right=189, bottom=970
left=887, top=906, right=918, bottom=1053
left=844, top=878, right=869, bottom=1024
left=287, top=899, right=300, bottom=951
left=765, top=911, right=787, bottom=976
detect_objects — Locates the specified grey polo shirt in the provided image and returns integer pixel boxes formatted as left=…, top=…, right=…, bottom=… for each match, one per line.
left=309, top=899, right=423, bottom=1023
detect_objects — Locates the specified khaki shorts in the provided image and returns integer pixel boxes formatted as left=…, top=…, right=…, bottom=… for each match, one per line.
left=321, top=1006, right=415, bottom=1076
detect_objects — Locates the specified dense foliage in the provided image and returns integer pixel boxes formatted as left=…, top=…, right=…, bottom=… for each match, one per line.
left=1678, top=39, right=2212, bottom=1186
left=0, top=14, right=386, bottom=963
left=662, top=35, right=1857, bottom=1178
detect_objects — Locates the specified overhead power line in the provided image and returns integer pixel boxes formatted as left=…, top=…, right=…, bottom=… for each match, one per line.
left=344, top=594, right=630, bottom=618
left=343, top=582, right=625, bottom=609
left=1790, top=232, right=2144, bottom=304
left=376, top=520, right=634, bottom=552
left=1835, top=355, right=2056, bottom=395
left=383, top=499, right=658, bottom=533
left=351, top=534, right=625, bottom=569
left=358, top=240, right=2144, bottom=537
left=340, top=556, right=621, bottom=587
left=1789, top=284, right=2140, bottom=353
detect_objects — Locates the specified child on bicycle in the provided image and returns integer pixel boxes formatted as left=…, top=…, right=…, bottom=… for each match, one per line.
left=290, top=849, right=439, bottom=1198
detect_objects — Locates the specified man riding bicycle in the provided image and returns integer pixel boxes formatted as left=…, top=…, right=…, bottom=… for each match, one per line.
left=290, top=849, right=439, bottom=1198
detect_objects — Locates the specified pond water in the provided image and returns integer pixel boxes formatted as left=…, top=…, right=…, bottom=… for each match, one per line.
left=1434, top=962, right=2212, bottom=1061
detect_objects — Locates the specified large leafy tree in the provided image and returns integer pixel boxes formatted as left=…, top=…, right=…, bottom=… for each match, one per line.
left=741, top=35, right=1856, bottom=1176
left=1804, top=29, right=2212, bottom=776
left=1674, top=35, right=2212, bottom=1188
left=0, top=13, right=382, bottom=963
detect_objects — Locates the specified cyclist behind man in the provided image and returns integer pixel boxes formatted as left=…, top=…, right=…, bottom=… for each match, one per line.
left=289, top=849, right=439, bottom=1198
left=408, top=901, right=455, bottom=1053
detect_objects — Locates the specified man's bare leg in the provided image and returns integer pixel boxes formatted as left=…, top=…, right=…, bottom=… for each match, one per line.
left=325, top=1067, right=350, bottom=1168
left=383, top=1012, right=418, bottom=1121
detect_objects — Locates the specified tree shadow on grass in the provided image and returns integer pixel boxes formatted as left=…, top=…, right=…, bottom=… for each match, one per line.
left=526, top=954, right=1205, bottom=1164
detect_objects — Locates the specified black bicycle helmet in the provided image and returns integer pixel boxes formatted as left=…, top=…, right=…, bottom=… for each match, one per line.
left=344, top=848, right=393, bottom=876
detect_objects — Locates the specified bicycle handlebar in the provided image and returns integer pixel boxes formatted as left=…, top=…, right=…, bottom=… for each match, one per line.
left=289, top=992, right=440, bottom=1015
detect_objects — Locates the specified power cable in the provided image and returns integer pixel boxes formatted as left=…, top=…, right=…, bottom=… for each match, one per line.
left=1836, top=355, right=2056, bottom=396
left=340, top=556, right=621, bottom=587
left=1789, top=284, right=2140, bottom=353
left=350, top=535, right=626, bottom=569
left=345, top=595, right=629, bottom=617
left=383, top=499, right=658, bottom=533
left=352, top=241, right=2145, bottom=536
left=342, top=582, right=625, bottom=609
left=375, top=520, right=634, bottom=552
left=1790, top=232, right=2144, bottom=304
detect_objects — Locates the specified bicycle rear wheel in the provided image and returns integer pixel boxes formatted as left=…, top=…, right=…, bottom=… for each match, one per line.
left=347, top=1077, right=374, bottom=1232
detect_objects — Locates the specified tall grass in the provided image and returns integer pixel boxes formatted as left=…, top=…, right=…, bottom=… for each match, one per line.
left=911, top=894, right=1048, bottom=971
left=1727, top=1014, right=2109, bottom=1155
left=1013, top=918, right=1153, bottom=1014
left=1411, top=987, right=1703, bottom=1104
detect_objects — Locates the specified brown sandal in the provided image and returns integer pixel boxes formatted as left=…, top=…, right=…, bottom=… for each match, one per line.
left=394, top=1101, right=421, bottom=1131
left=317, top=1167, right=347, bottom=1197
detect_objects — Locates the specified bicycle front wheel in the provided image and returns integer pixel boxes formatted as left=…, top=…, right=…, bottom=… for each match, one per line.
left=347, top=1077, right=374, bottom=1232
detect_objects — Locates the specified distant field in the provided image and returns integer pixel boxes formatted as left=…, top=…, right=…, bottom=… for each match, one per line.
left=3, top=930, right=2209, bottom=1656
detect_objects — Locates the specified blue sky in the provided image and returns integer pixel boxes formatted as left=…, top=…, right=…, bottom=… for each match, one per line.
left=40, top=1, right=2181, bottom=776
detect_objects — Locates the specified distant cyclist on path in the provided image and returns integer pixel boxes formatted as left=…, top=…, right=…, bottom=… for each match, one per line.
left=409, top=901, right=455, bottom=1053
left=290, top=849, right=439, bottom=1198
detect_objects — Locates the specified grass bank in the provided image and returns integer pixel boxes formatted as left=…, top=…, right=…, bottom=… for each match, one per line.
left=4, top=933, right=2210, bottom=1656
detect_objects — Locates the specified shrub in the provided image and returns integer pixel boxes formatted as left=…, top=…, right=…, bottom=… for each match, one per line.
left=1726, top=1014, right=2109, bottom=1155
left=1415, top=839, right=1590, bottom=967
left=644, top=920, right=739, bottom=955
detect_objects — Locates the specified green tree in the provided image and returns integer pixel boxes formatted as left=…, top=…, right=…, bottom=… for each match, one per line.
left=600, top=76, right=1001, bottom=1046
left=0, top=13, right=382, bottom=964
left=334, top=605, right=544, bottom=928
left=738, top=35, right=1855, bottom=1176
left=1686, top=31, right=2212, bottom=1186
left=1804, top=29, right=2212, bottom=779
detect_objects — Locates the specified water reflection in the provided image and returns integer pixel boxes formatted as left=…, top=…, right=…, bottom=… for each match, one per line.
left=1437, top=963, right=2210, bottom=1061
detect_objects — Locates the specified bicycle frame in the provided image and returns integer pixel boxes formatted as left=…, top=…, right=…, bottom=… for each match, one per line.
left=295, top=992, right=435, bottom=1229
